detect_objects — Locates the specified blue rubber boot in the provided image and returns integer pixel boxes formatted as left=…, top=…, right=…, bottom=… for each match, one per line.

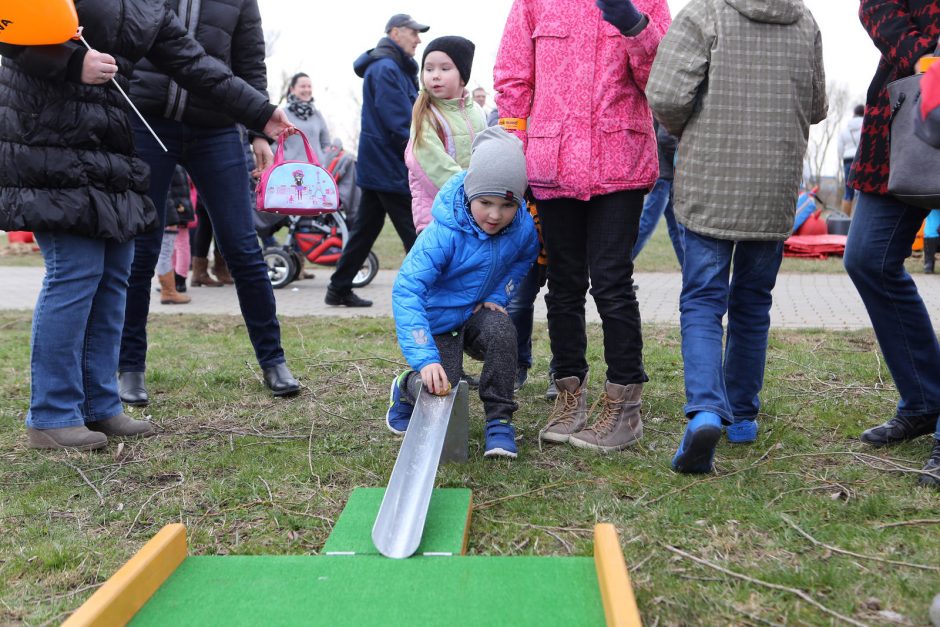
left=672, top=412, right=722, bottom=474
left=484, top=419, right=518, bottom=459
left=385, top=372, right=414, bottom=435
left=726, top=419, right=758, bottom=443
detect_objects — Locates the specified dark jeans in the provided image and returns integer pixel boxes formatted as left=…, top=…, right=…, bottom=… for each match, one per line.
left=506, top=262, right=542, bottom=370
left=844, top=192, right=940, bottom=435
left=679, top=229, right=784, bottom=423
left=843, top=160, right=856, bottom=202
left=403, top=309, right=518, bottom=420
left=538, top=190, right=647, bottom=385
left=633, top=177, right=684, bottom=267
left=330, top=188, right=416, bottom=292
left=121, top=117, right=285, bottom=371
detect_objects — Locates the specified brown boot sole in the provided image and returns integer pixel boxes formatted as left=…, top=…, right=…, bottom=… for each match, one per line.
left=26, top=429, right=107, bottom=451
left=568, top=433, right=642, bottom=452
left=160, top=298, right=191, bottom=305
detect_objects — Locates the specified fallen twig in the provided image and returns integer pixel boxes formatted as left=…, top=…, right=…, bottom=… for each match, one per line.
left=61, top=460, right=104, bottom=506
left=663, top=544, right=868, bottom=627
left=783, top=516, right=939, bottom=572
left=125, top=473, right=184, bottom=538
left=474, top=479, right=602, bottom=510
left=875, top=518, right=940, bottom=529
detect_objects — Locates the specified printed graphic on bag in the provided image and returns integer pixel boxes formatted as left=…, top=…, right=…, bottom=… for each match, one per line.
left=262, top=164, right=337, bottom=211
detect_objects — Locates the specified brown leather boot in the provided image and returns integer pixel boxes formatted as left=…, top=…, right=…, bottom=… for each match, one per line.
left=540, top=375, right=588, bottom=443
left=27, top=425, right=107, bottom=450
left=212, top=254, right=235, bottom=285
left=87, top=413, right=155, bottom=438
left=158, top=272, right=191, bottom=304
left=569, top=381, right=643, bottom=452
left=191, top=257, right=223, bottom=287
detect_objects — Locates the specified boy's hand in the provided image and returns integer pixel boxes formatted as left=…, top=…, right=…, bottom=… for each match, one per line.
left=420, top=363, right=451, bottom=396
left=474, top=302, right=508, bottom=315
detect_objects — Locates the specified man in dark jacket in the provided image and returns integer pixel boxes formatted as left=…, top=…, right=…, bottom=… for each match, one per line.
left=119, top=0, right=301, bottom=404
left=632, top=121, right=683, bottom=266
left=324, top=14, right=429, bottom=307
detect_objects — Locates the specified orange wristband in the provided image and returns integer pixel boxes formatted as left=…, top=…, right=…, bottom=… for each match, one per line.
left=498, top=117, right=527, bottom=131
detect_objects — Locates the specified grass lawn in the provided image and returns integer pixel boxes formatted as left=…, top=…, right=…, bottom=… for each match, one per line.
left=1, top=312, right=938, bottom=625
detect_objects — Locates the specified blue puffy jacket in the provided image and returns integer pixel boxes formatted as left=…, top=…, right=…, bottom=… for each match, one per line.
left=393, top=171, right=540, bottom=372
left=354, top=38, right=418, bottom=195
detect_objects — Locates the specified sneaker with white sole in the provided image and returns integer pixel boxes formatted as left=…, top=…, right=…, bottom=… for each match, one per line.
left=385, top=372, right=414, bottom=435
left=484, top=419, right=518, bottom=458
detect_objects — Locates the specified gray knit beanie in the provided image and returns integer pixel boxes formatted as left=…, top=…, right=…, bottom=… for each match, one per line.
left=464, top=126, right=527, bottom=207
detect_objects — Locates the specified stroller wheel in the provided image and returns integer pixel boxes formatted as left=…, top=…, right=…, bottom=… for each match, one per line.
left=264, top=247, right=295, bottom=289
left=289, top=248, right=306, bottom=282
left=352, top=251, right=379, bottom=288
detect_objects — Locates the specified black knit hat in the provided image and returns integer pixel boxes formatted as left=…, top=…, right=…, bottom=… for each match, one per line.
left=421, top=36, right=475, bottom=85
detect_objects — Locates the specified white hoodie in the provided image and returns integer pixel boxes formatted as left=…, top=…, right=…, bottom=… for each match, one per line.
left=838, top=116, right=863, bottom=161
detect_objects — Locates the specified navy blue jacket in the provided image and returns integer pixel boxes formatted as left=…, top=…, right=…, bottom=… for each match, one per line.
left=393, top=171, right=539, bottom=372
left=354, top=38, right=419, bottom=194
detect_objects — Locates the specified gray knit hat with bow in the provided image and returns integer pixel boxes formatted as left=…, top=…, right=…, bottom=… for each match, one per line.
left=464, top=126, right=527, bottom=207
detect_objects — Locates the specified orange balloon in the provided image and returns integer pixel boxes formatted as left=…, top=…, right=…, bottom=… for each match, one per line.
left=0, top=0, right=78, bottom=46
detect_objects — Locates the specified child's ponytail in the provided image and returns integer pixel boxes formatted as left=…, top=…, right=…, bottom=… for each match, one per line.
left=412, top=91, right=445, bottom=149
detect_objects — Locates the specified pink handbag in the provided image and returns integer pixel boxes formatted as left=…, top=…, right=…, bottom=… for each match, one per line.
left=256, top=131, right=339, bottom=215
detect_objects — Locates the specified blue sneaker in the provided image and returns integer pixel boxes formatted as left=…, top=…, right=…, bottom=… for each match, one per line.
left=385, top=372, right=414, bottom=435
left=726, top=419, right=758, bottom=443
left=672, top=412, right=722, bottom=474
left=484, top=419, right=518, bottom=458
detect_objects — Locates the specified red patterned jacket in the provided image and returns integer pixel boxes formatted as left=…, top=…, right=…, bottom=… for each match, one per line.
left=851, top=0, right=940, bottom=194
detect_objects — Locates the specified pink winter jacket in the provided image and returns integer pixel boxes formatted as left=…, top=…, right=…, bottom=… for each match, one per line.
left=494, top=0, right=671, bottom=201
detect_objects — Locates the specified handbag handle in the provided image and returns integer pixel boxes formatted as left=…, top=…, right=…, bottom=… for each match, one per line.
left=273, top=129, right=320, bottom=166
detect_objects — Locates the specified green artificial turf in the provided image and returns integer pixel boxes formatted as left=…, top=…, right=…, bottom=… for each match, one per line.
left=130, top=555, right=604, bottom=627
left=322, top=488, right=472, bottom=556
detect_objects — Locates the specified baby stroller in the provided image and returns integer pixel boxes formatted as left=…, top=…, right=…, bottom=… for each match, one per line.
left=263, top=211, right=379, bottom=289
left=255, top=132, right=378, bottom=289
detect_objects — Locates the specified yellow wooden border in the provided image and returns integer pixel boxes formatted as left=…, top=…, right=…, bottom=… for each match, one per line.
left=63, top=524, right=187, bottom=627
left=461, top=492, right=473, bottom=556
left=594, top=523, right=642, bottom=627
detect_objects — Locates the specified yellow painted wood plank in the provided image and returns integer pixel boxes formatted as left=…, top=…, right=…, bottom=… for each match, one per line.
left=594, top=523, right=642, bottom=627
left=63, top=524, right=188, bottom=627
left=461, top=492, right=473, bottom=556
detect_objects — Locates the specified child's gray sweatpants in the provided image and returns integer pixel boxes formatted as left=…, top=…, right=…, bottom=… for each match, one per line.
left=403, top=308, right=518, bottom=421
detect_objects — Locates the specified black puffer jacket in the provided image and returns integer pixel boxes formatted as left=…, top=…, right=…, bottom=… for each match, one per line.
left=131, top=0, right=268, bottom=127
left=0, top=0, right=276, bottom=242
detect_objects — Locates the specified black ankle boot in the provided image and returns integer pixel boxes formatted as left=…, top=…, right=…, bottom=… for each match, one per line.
left=175, top=272, right=187, bottom=293
left=860, top=414, right=937, bottom=447
left=924, top=238, right=938, bottom=274
left=262, top=363, right=300, bottom=397
left=919, top=440, right=940, bottom=489
left=118, top=372, right=149, bottom=407
left=324, top=286, right=372, bottom=307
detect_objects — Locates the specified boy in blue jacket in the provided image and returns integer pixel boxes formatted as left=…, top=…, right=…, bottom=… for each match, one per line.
left=387, top=126, right=539, bottom=458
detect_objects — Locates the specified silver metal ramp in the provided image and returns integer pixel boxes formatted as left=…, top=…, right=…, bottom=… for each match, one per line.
left=372, top=381, right=469, bottom=559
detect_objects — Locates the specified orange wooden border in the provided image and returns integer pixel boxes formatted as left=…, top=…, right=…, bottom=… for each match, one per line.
left=63, top=524, right=187, bottom=627
left=594, top=523, right=642, bottom=627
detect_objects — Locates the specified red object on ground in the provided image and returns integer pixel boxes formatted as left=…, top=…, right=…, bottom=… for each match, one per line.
left=6, top=231, right=35, bottom=244
left=784, top=234, right=848, bottom=259
left=795, top=209, right=827, bottom=236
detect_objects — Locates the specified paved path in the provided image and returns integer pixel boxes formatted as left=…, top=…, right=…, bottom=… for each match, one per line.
left=8, top=266, right=940, bottom=329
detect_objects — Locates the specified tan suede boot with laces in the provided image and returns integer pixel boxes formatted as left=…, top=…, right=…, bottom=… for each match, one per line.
left=569, top=381, right=643, bottom=452
left=539, top=375, right=588, bottom=443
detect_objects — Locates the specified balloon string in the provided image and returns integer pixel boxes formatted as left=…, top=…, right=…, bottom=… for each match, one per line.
left=79, top=35, right=168, bottom=153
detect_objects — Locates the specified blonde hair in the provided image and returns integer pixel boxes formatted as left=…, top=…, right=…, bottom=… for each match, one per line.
left=411, top=90, right=445, bottom=149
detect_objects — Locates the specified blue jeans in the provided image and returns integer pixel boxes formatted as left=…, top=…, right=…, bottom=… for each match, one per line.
left=632, top=178, right=684, bottom=267
left=120, top=117, right=285, bottom=371
left=844, top=192, right=940, bottom=436
left=28, top=232, right=134, bottom=428
left=507, top=262, right=542, bottom=370
left=680, top=229, right=784, bottom=423
left=843, top=160, right=856, bottom=202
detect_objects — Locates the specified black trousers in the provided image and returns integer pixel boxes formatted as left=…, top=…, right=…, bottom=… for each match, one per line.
left=538, top=190, right=648, bottom=385
left=190, top=201, right=214, bottom=258
left=329, top=188, right=417, bottom=291
left=403, top=309, right=518, bottom=421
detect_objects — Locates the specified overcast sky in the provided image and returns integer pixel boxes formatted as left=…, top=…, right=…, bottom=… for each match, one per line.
left=257, top=0, right=880, bottom=162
